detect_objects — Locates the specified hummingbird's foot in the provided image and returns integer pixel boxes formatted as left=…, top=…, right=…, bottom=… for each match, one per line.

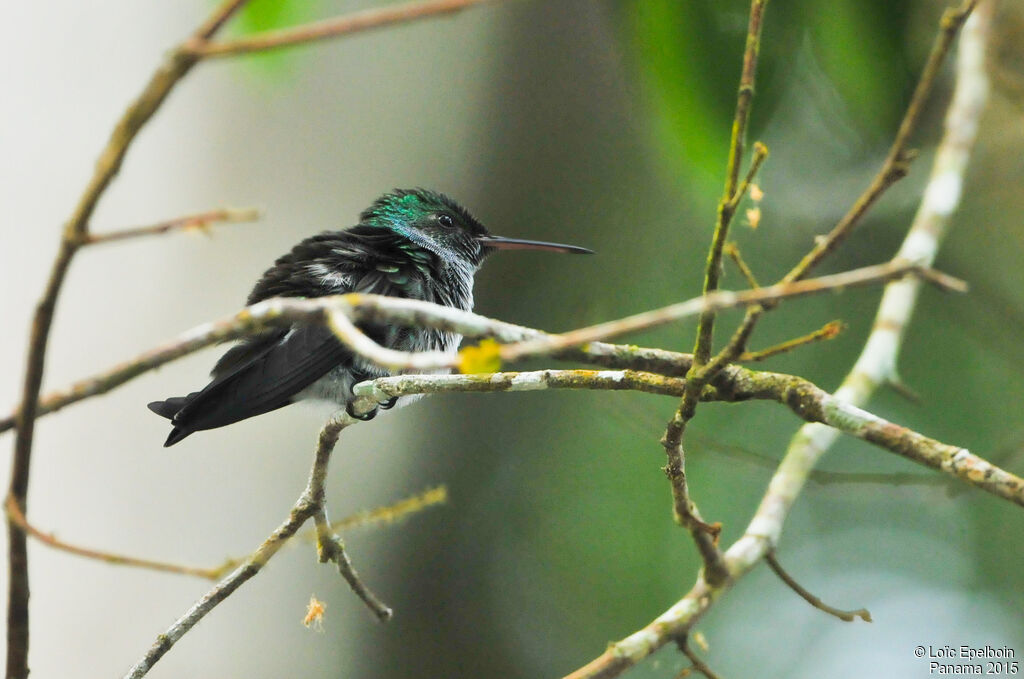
left=378, top=397, right=399, bottom=410
left=346, top=402, right=378, bottom=421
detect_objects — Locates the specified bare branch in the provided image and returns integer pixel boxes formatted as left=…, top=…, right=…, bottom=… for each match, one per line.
left=701, top=0, right=979, bottom=392
left=79, top=207, right=260, bottom=246
left=664, top=0, right=770, bottom=573
left=724, top=141, right=770, bottom=213
left=351, top=369, right=1024, bottom=507
left=188, top=0, right=496, bottom=58
left=498, top=261, right=964, bottom=364
left=6, top=483, right=446, bottom=583
left=324, top=485, right=448, bottom=533
left=3, top=496, right=220, bottom=580
left=738, top=321, right=844, bottom=362
left=764, top=551, right=871, bottom=623
left=723, top=242, right=760, bottom=289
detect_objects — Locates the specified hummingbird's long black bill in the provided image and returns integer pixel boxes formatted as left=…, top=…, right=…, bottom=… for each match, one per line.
left=476, top=235, right=593, bottom=254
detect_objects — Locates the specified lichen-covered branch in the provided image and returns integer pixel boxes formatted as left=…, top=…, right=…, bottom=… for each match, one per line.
left=693, top=0, right=769, bottom=366
left=351, top=369, right=1024, bottom=507
left=0, top=261, right=959, bottom=436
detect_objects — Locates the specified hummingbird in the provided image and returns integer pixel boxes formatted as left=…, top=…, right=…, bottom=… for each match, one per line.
left=148, top=188, right=592, bottom=447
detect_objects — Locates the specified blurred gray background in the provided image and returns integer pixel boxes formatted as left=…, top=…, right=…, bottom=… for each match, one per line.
left=2, top=1, right=1023, bottom=677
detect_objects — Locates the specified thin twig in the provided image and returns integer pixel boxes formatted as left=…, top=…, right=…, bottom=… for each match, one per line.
left=677, top=634, right=722, bottom=679
left=308, top=420, right=393, bottom=621
left=79, top=207, right=261, bottom=246
left=5, top=483, right=445, bottom=582
left=313, top=510, right=392, bottom=621
left=692, top=0, right=770, bottom=366
left=3, top=496, right=221, bottom=580
left=188, top=0, right=495, bottom=58
left=764, top=551, right=871, bottom=622
left=498, top=261, right=964, bottom=364
left=724, top=242, right=760, bottom=289
left=4, top=3, right=250, bottom=676
left=325, top=485, right=448, bottom=533
left=724, top=141, right=769, bottom=213
left=738, top=321, right=844, bottom=362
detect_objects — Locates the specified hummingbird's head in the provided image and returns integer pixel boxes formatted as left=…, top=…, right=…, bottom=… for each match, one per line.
left=361, top=188, right=592, bottom=269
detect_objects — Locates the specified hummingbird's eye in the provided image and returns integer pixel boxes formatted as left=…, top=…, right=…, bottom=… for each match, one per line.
left=437, top=214, right=455, bottom=228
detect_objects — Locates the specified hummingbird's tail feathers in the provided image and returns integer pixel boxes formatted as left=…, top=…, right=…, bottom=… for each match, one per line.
left=148, top=393, right=202, bottom=447
left=164, top=426, right=192, bottom=447
left=147, top=325, right=351, bottom=446
left=147, top=396, right=191, bottom=420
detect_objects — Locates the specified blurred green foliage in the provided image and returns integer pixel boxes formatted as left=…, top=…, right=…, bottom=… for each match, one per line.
left=629, top=0, right=915, bottom=190
left=225, top=0, right=321, bottom=72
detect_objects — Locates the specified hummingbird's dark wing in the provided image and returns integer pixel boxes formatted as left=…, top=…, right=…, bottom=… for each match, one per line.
left=149, top=228, right=427, bottom=447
